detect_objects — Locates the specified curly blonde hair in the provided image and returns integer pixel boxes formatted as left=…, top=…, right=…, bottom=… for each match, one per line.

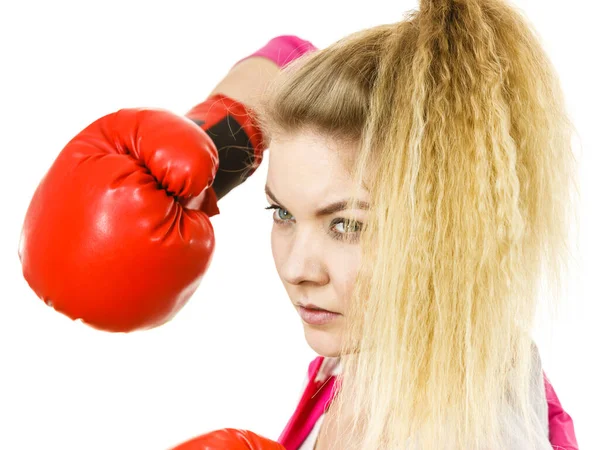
left=253, top=0, right=580, bottom=447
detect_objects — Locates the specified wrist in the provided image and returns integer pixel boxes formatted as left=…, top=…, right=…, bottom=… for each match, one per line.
left=210, top=56, right=280, bottom=113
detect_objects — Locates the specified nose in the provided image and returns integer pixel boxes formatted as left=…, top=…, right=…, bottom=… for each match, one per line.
left=279, top=229, right=329, bottom=287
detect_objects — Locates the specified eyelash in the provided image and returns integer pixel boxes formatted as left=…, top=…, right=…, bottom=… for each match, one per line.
left=264, top=204, right=363, bottom=242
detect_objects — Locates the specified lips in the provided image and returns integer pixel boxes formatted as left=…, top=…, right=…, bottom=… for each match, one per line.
left=296, top=305, right=341, bottom=325
left=298, top=302, right=337, bottom=314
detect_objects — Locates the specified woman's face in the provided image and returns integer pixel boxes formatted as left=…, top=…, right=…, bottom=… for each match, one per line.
left=265, top=129, right=370, bottom=357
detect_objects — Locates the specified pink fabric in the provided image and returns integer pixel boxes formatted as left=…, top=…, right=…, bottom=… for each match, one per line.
left=278, top=357, right=334, bottom=449
left=278, top=357, right=579, bottom=450
left=234, top=35, right=318, bottom=69
left=544, top=371, right=579, bottom=449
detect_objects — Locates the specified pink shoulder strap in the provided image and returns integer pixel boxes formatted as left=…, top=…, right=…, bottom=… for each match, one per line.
left=277, top=357, right=337, bottom=449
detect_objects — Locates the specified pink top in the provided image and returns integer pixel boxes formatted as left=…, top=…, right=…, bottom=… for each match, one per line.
left=278, top=356, right=579, bottom=450
left=544, top=371, right=579, bottom=448
left=278, top=357, right=339, bottom=450
left=235, top=35, right=318, bottom=69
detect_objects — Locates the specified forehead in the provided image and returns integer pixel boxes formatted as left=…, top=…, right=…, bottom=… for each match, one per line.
left=267, top=130, right=358, bottom=190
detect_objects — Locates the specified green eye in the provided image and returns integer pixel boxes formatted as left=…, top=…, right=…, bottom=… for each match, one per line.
left=264, top=204, right=363, bottom=243
left=334, top=218, right=362, bottom=233
left=265, top=204, right=291, bottom=222
left=277, top=208, right=292, bottom=220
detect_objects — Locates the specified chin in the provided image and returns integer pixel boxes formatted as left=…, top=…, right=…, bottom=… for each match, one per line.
left=302, top=325, right=342, bottom=357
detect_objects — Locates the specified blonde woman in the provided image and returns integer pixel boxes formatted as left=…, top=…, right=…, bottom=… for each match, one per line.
left=182, top=0, right=581, bottom=446
left=20, top=0, right=579, bottom=448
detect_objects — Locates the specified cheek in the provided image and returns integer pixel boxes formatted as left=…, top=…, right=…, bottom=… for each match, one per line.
left=270, top=227, right=286, bottom=272
left=331, top=249, right=362, bottom=309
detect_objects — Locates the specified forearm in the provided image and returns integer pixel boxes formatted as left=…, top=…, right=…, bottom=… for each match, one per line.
left=186, top=36, right=317, bottom=203
left=208, top=56, right=280, bottom=122
left=207, top=34, right=317, bottom=147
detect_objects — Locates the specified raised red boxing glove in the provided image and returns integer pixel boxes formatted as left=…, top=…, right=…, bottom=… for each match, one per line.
left=19, top=108, right=219, bottom=332
left=170, top=429, right=285, bottom=450
left=19, top=35, right=317, bottom=333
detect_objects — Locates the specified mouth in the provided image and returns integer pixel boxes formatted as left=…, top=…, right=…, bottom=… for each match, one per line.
left=297, top=302, right=338, bottom=314
left=296, top=303, right=342, bottom=326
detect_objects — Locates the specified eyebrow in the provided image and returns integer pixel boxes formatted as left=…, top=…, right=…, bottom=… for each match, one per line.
left=264, top=184, right=370, bottom=217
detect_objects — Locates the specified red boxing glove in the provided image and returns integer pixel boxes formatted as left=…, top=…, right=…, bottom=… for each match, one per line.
left=19, top=35, right=317, bottom=332
left=19, top=108, right=219, bottom=332
left=170, top=429, right=285, bottom=450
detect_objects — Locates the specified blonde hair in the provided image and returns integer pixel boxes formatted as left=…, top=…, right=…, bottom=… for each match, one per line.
left=253, top=0, right=579, bottom=447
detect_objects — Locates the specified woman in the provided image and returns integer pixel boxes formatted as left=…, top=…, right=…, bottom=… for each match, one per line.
left=185, top=0, right=580, bottom=447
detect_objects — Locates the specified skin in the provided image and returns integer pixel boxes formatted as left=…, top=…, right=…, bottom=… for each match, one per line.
left=265, top=129, right=370, bottom=358
left=210, top=59, right=367, bottom=445
left=209, top=58, right=371, bottom=357
left=208, top=56, right=280, bottom=148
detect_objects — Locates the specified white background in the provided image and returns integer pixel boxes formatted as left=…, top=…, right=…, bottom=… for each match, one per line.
left=1, top=0, right=597, bottom=448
